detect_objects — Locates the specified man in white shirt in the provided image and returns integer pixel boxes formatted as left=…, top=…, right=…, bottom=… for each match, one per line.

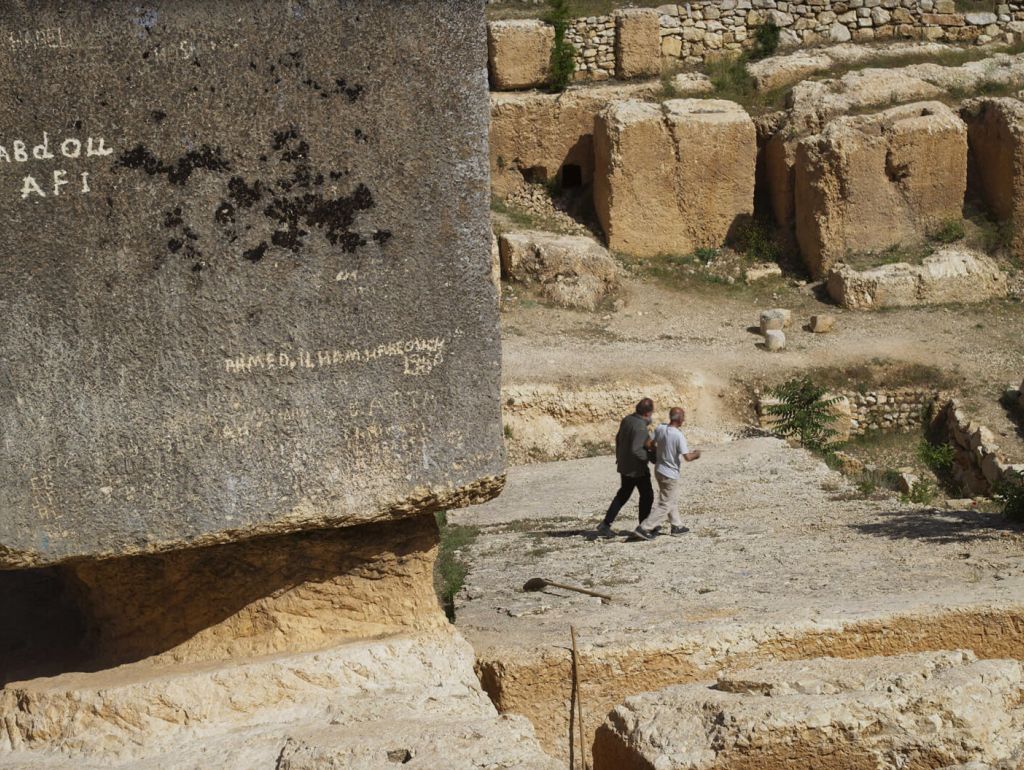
left=633, top=406, right=701, bottom=540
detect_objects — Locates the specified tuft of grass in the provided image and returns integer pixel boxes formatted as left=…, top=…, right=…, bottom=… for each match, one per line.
left=433, top=511, right=480, bottom=622
left=930, top=218, right=966, bottom=245
left=733, top=217, right=782, bottom=263
left=903, top=479, right=938, bottom=506
left=995, top=470, right=1024, bottom=523
left=748, top=22, right=781, bottom=62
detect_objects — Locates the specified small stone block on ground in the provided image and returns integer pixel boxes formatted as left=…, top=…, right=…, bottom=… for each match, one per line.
left=488, top=20, right=555, bottom=91
left=615, top=8, right=662, bottom=80
left=759, top=308, right=791, bottom=334
left=810, top=314, right=836, bottom=333
left=764, top=329, right=786, bottom=351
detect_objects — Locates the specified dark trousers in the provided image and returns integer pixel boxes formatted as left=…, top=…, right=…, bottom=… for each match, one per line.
left=603, top=471, right=653, bottom=527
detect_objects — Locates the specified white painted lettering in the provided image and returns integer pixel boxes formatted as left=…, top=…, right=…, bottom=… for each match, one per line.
left=51, top=169, right=68, bottom=196
left=80, top=171, right=89, bottom=193
left=60, top=138, right=81, bottom=158
left=86, top=137, right=113, bottom=157
left=20, top=175, right=45, bottom=199
left=12, top=140, right=28, bottom=162
left=32, top=132, right=53, bottom=160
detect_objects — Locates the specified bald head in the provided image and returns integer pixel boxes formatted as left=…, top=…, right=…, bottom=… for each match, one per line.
left=635, top=398, right=654, bottom=417
left=669, top=407, right=685, bottom=425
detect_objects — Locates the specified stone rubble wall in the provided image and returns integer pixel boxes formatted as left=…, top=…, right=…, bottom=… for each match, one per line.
left=939, top=397, right=1024, bottom=495
left=757, top=386, right=939, bottom=437
left=564, top=1, right=1024, bottom=82
left=840, top=386, right=939, bottom=435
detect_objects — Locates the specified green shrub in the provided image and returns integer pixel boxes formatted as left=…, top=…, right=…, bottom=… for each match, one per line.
left=693, top=247, right=718, bottom=264
left=904, top=479, right=937, bottom=506
left=749, top=22, right=781, bottom=61
left=917, top=440, right=955, bottom=475
left=735, top=218, right=781, bottom=263
left=930, top=218, right=966, bottom=244
left=546, top=0, right=577, bottom=92
left=764, top=377, right=841, bottom=454
left=433, top=511, right=480, bottom=621
left=995, top=470, right=1024, bottom=523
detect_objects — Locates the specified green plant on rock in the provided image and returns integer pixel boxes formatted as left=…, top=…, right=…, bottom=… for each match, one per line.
left=749, top=21, right=781, bottom=61
left=930, top=218, right=966, bottom=245
left=995, top=470, right=1024, bottom=523
left=917, top=440, right=955, bottom=475
left=735, top=218, right=781, bottom=263
left=764, top=377, right=841, bottom=454
left=904, top=479, right=938, bottom=506
left=546, top=0, right=577, bottom=93
left=433, top=511, right=480, bottom=622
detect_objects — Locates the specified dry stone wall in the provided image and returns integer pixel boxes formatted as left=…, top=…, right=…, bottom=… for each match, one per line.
left=939, top=398, right=1024, bottom=495
left=564, top=0, right=1024, bottom=81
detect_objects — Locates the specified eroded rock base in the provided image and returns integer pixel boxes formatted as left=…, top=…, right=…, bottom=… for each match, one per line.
left=2, top=630, right=559, bottom=770
left=594, top=651, right=1024, bottom=770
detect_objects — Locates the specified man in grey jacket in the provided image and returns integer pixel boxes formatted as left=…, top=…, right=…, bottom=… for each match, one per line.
left=596, top=398, right=655, bottom=537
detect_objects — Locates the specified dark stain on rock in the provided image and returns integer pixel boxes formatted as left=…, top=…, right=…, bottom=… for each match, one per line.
left=117, top=144, right=231, bottom=186
left=373, top=229, right=392, bottom=246
left=228, top=177, right=263, bottom=208
left=242, top=242, right=268, bottom=263
left=151, top=110, right=167, bottom=123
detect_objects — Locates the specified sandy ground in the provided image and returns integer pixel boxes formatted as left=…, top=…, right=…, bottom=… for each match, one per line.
left=500, top=275, right=1024, bottom=456
left=453, top=438, right=1024, bottom=653
left=450, top=437, right=1024, bottom=757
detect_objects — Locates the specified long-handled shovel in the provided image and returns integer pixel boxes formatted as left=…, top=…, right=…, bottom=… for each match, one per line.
left=523, top=577, right=612, bottom=604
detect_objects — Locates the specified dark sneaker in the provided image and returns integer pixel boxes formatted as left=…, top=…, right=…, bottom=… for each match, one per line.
left=595, top=522, right=615, bottom=538
left=670, top=525, right=690, bottom=536
left=631, top=527, right=654, bottom=541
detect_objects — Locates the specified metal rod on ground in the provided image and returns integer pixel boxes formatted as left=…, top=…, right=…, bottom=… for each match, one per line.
left=568, top=638, right=576, bottom=770
left=571, top=625, right=589, bottom=770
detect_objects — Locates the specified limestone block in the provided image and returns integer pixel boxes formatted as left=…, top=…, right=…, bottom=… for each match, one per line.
left=795, top=102, right=967, bottom=276
left=810, top=313, right=836, bottom=332
left=616, top=8, right=663, bottom=79
left=764, top=329, right=786, bottom=351
left=594, top=99, right=756, bottom=257
left=489, top=82, right=658, bottom=195
left=961, top=97, right=1024, bottom=258
left=488, top=20, right=555, bottom=91
left=759, top=308, right=792, bottom=333
left=497, top=230, right=622, bottom=310
left=764, top=131, right=800, bottom=230
left=826, top=248, right=1008, bottom=309
left=0, top=0, right=503, bottom=568
left=593, top=652, right=1024, bottom=770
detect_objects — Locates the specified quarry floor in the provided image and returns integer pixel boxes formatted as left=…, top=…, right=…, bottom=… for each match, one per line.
left=501, top=274, right=1024, bottom=457
left=451, top=438, right=1024, bottom=758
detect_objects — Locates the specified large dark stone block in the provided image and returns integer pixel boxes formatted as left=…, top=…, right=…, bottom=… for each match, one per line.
left=0, top=0, right=502, bottom=567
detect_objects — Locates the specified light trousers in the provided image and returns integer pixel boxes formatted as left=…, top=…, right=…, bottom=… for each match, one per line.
left=641, top=472, right=683, bottom=532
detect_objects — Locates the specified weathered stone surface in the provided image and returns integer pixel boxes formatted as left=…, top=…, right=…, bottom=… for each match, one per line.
left=669, top=71, right=715, bottom=95
left=826, top=248, right=1008, bottom=309
left=795, top=102, right=967, bottom=277
left=1, top=627, right=559, bottom=769
left=489, top=82, right=658, bottom=196
left=594, top=99, right=755, bottom=257
left=615, top=8, right=662, bottom=79
left=764, top=329, right=786, bottom=351
left=488, top=20, right=555, bottom=91
left=593, top=652, right=1024, bottom=770
left=500, top=379, right=705, bottom=465
left=962, top=97, right=1024, bottom=259
left=498, top=230, right=622, bottom=310
left=0, top=0, right=503, bottom=568
left=810, top=313, right=836, bottom=333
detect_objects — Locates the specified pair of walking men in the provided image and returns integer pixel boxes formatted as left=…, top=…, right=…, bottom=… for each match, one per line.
left=596, top=398, right=701, bottom=540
